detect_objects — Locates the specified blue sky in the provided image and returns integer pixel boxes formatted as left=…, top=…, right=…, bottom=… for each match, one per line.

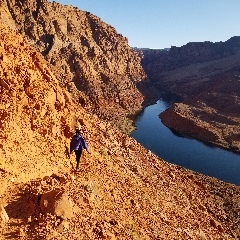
left=53, top=0, right=240, bottom=49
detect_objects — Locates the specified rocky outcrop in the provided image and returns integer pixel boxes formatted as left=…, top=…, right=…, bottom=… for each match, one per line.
left=0, top=23, right=78, bottom=179
left=139, top=40, right=240, bottom=152
left=0, top=24, right=240, bottom=239
left=1, top=0, right=146, bottom=133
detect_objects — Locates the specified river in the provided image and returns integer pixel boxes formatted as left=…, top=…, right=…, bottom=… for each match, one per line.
left=130, top=100, right=240, bottom=185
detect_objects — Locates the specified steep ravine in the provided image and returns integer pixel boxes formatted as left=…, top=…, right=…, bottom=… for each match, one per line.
left=0, top=23, right=240, bottom=239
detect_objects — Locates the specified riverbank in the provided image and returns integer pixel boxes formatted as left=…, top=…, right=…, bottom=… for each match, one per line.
left=131, top=100, right=240, bottom=185
left=160, top=101, right=240, bottom=154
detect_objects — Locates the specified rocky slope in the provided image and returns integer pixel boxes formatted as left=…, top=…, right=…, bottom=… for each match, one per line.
left=139, top=40, right=240, bottom=152
left=0, top=24, right=240, bottom=239
left=0, top=0, right=146, bottom=133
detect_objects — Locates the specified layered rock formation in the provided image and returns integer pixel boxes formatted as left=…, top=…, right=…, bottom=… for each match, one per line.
left=0, top=24, right=240, bottom=239
left=139, top=39, right=240, bottom=152
left=141, top=38, right=240, bottom=86
left=0, top=0, right=146, bottom=133
left=160, top=71, right=240, bottom=152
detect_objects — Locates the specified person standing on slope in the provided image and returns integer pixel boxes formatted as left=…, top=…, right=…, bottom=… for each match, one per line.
left=70, top=129, right=89, bottom=171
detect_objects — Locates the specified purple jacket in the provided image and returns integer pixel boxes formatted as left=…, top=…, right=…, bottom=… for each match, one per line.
left=70, top=134, right=88, bottom=152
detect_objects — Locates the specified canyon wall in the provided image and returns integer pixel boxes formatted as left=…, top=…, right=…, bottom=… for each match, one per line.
left=141, top=38, right=240, bottom=82
left=1, top=0, right=146, bottom=133
left=139, top=40, right=240, bottom=152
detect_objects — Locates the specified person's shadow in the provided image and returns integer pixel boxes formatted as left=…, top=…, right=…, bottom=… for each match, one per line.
left=65, top=144, right=70, bottom=159
left=65, top=144, right=76, bottom=170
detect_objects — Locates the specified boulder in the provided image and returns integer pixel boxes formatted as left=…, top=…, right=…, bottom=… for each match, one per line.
left=40, top=190, right=73, bottom=219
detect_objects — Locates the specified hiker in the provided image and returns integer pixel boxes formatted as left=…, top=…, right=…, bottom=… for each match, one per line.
left=70, top=129, right=89, bottom=170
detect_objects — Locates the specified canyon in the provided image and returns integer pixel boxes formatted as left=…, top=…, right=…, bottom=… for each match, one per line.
left=0, top=20, right=239, bottom=240
left=0, top=0, right=240, bottom=239
left=140, top=39, right=240, bottom=152
left=2, top=0, right=238, bottom=152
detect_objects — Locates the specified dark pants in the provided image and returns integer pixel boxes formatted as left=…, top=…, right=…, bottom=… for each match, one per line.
left=74, top=150, right=82, bottom=170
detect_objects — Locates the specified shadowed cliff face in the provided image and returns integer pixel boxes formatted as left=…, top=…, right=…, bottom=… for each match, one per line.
left=141, top=38, right=240, bottom=85
left=139, top=40, right=240, bottom=152
left=0, top=23, right=240, bottom=239
left=1, top=0, right=146, bottom=133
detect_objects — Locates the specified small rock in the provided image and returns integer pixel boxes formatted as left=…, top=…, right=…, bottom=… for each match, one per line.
left=209, top=218, right=217, bottom=228
left=0, top=78, right=10, bottom=90
left=109, top=219, right=118, bottom=226
left=217, top=224, right=224, bottom=233
left=57, top=220, right=70, bottom=232
left=102, top=230, right=116, bottom=240
left=0, top=205, right=9, bottom=222
left=27, top=216, right=32, bottom=223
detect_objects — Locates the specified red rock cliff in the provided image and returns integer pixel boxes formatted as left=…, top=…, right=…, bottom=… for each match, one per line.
left=1, top=0, right=146, bottom=132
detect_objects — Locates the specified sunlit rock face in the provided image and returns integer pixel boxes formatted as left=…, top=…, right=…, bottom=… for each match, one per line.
left=1, top=0, right=146, bottom=132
